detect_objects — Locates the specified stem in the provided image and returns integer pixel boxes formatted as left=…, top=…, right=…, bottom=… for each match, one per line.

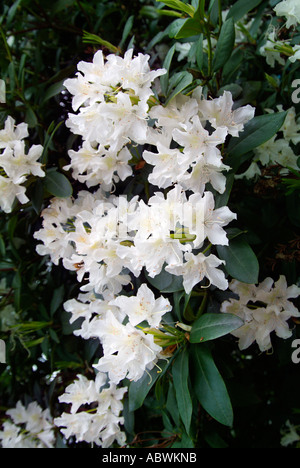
left=205, top=24, right=213, bottom=78
left=218, top=0, right=223, bottom=29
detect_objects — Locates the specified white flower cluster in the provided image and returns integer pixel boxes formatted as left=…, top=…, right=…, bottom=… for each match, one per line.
left=63, top=49, right=165, bottom=190
left=236, top=106, right=300, bottom=180
left=54, top=373, right=127, bottom=447
left=280, top=420, right=300, bottom=447
left=33, top=48, right=256, bottom=447
left=260, top=0, right=300, bottom=67
left=274, top=0, right=300, bottom=29
left=0, top=116, right=45, bottom=213
left=0, top=400, right=55, bottom=448
left=221, top=276, right=300, bottom=352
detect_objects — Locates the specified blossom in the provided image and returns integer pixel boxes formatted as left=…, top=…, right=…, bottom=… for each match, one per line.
left=0, top=401, right=55, bottom=448
left=221, top=276, right=300, bottom=352
left=259, top=30, right=286, bottom=67
left=92, top=310, right=163, bottom=384
left=54, top=372, right=127, bottom=448
left=0, top=116, right=28, bottom=150
left=166, top=251, right=228, bottom=294
left=109, top=283, right=172, bottom=327
left=197, top=91, right=255, bottom=137
left=274, top=0, right=300, bottom=28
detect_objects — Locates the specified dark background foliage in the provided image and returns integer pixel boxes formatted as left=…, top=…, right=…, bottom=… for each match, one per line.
left=0, top=0, right=299, bottom=448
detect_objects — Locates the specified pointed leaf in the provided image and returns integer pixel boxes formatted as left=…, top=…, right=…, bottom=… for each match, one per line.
left=43, top=170, right=73, bottom=198
left=217, top=236, right=259, bottom=284
left=212, top=18, right=235, bottom=72
left=191, top=343, right=233, bottom=426
left=128, top=359, right=170, bottom=412
left=227, top=111, right=287, bottom=170
left=190, top=313, right=244, bottom=343
left=172, top=347, right=193, bottom=434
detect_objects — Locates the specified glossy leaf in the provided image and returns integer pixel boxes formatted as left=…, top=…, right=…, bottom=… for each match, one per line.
left=190, top=313, right=244, bottom=343
left=191, top=343, right=233, bottom=426
left=156, top=0, right=195, bottom=17
left=226, top=0, right=264, bottom=22
left=128, top=359, right=170, bottom=412
left=175, top=17, right=205, bottom=39
left=172, top=347, right=193, bottom=434
left=227, top=111, right=288, bottom=170
left=217, top=236, right=259, bottom=284
left=212, top=18, right=235, bottom=72
left=43, top=170, right=73, bottom=198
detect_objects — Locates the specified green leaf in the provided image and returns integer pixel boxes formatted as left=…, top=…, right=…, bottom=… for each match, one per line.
left=226, top=0, right=263, bottom=22
left=160, top=44, right=176, bottom=97
left=42, top=80, right=65, bottom=104
left=145, top=268, right=184, bottom=293
left=119, top=15, right=134, bottom=50
left=156, top=0, right=195, bottom=17
left=212, top=18, right=235, bottom=72
left=82, top=31, right=120, bottom=54
left=227, top=111, right=287, bottom=170
left=128, top=359, right=170, bottom=412
left=217, top=236, right=259, bottom=284
left=43, top=170, right=73, bottom=198
left=50, top=285, right=65, bottom=316
left=31, top=179, right=44, bottom=215
left=165, top=71, right=193, bottom=104
left=191, top=343, right=233, bottom=426
left=172, top=347, right=193, bottom=434
left=190, top=313, right=244, bottom=343
left=175, top=17, right=205, bottom=38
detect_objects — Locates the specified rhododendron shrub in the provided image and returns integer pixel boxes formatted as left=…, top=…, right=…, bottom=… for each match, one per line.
left=0, top=0, right=299, bottom=449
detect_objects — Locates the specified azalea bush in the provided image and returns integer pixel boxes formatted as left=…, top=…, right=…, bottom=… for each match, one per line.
left=0, top=0, right=300, bottom=449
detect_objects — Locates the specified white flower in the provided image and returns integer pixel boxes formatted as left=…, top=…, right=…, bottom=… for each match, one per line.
left=93, top=310, right=163, bottom=384
left=0, top=141, right=44, bottom=181
left=1, top=401, right=55, bottom=448
left=183, top=191, right=236, bottom=249
left=58, top=374, right=101, bottom=414
left=110, top=283, right=172, bottom=327
left=0, top=116, right=28, bottom=150
left=142, top=142, right=185, bottom=189
left=221, top=276, right=300, bottom=352
left=0, top=175, right=29, bottom=213
left=172, top=114, right=227, bottom=163
left=290, top=45, right=300, bottom=62
left=54, top=372, right=127, bottom=447
left=259, top=30, right=286, bottom=67
left=198, top=91, right=255, bottom=137
left=281, top=421, right=300, bottom=447
left=274, top=0, right=300, bottom=28
left=166, top=251, right=228, bottom=294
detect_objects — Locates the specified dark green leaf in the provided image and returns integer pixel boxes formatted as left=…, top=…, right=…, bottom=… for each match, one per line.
left=128, top=359, right=170, bottom=412
left=43, top=170, right=73, bottom=198
left=227, top=112, right=287, bottom=170
left=172, top=347, right=193, bottom=434
left=226, top=0, right=263, bottom=22
left=175, top=18, right=205, bottom=39
left=50, top=285, right=65, bottom=316
left=191, top=343, right=233, bottom=426
left=166, top=71, right=193, bottom=104
left=156, top=0, right=195, bottom=17
left=190, top=313, right=244, bottom=343
left=160, top=44, right=176, bottom=96
left=42, top=80, right=65, bottom=104
left=145, top=268, right=184, bottom=293
left=212, top=18, right=235, bottom=72
left=217, top=236, right=259, bottom=284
